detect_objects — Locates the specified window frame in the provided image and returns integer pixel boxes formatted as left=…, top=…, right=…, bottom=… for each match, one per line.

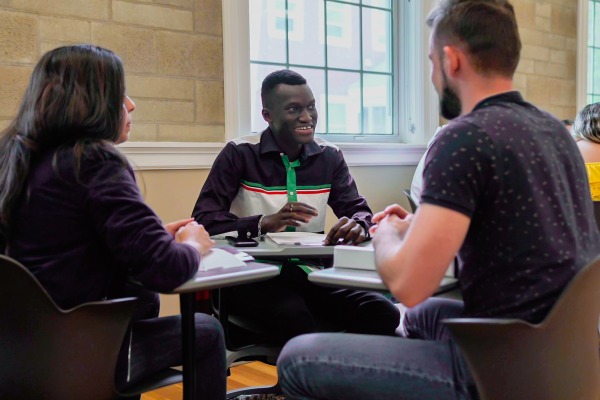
left=577, top=0, right=593, bottom=109
left=119, top=0, right=436, bottom=169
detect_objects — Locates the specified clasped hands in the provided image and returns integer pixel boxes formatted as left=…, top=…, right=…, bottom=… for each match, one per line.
left=369, top=204, right=413, bottom=240
left=164, top=218, right=215, bottom=256
left=260, top=202, right=367, bottom=245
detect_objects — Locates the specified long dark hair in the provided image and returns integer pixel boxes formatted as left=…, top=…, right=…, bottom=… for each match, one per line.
left=0, top=44, right=126, bottom=244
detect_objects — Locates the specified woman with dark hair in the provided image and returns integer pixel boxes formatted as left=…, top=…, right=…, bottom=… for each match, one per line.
left=0, top=45, right=226, bottom=398
left=573, top=102, right=600, bottom=200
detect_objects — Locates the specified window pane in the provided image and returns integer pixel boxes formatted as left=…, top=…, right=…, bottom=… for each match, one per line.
left=293, top=67, right=327, bottom=134
left=594, top=48, right=600, bottom=96
left=289, top=0, right=325, bottom=67
left=327, top=71, right=361, bottom=134
left=250, top=64, right=282, bottom=133
left=363, top=74, right=392, bottom=134
left=362, top=0, right=391, bottom=9
left=362, top=8, right=391, bottom=73
left=589, top=47, right=594, bottom=95
left=250, top=0, right=287, bottom=64
left=326, top=2, right=360, bottom=70
left=588, top=2, right=600, bottom=47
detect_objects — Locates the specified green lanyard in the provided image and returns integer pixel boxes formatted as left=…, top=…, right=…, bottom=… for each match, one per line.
left=281, top=154, right=300, bottom=232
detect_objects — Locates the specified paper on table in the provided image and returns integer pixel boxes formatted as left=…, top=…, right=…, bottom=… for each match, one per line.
left=266, top=232, right=326, bottom=246
left=199, top=248, right=247, bottom=272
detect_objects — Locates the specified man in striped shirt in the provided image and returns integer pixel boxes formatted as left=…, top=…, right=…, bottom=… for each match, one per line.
left=192, top=69, right=399, bottom=343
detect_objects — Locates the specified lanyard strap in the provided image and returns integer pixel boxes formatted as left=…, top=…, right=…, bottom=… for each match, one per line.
left=281, top=154, right=301, bottom=232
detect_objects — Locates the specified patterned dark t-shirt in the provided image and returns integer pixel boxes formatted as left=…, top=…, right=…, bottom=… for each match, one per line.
left=421, top=91, right=600, bottom=322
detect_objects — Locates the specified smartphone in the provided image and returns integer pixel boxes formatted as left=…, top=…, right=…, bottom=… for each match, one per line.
left=225, top=235, right=259, bottom=247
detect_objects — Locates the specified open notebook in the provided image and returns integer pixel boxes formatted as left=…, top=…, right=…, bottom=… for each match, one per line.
left=199, top=248, right=248, bottom=271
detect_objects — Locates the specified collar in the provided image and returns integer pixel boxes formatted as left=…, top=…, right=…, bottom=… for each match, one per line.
left=259, top=128, right=323, bottom=160
left=472, top=91, right=524, bottom=112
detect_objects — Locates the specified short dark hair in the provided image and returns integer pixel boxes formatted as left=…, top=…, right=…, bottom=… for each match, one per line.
left=426, top=0, right=521, bottom=77
left=261, top=69, right=307, bottom=108
left=572, top=103, right=600, bottom=143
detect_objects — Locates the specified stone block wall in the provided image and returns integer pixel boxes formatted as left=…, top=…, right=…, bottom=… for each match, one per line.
left=0, top=0, right=581, bottom=139
left=0, top=0, right=224, bottom=142
left=513, top=0, right=578, bottom=120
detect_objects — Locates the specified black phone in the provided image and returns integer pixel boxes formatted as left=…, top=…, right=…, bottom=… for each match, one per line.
left=225, top=235, right=259, bottom=247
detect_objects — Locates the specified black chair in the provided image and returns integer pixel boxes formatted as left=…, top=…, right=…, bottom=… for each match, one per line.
left=593, top=201, right=600, bottom=231
left=0, top=255, right=182, bottom=400
left=401, top=188, right=418, bottom=213
left=444, top=256, right=600, bottom=400
left=211, top=288, right=283, bottom=399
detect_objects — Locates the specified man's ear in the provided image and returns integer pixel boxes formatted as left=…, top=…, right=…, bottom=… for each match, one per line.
left=442, top=45, right=461, bottom=78
left=262, top=108, right=271, bottom=123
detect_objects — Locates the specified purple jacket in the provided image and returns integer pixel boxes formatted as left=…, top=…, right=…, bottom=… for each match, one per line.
left=7, top=145, right=199, bottom=310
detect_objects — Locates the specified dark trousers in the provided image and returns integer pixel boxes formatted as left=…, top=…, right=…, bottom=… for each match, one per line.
left=226, top=263, right=400, bottom=344
left=113, top=285, right=226, bottom=399
left=114, top=313, right=226, bottom=399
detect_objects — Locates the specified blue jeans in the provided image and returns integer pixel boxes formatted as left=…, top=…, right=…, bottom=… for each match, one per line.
left=278, top=298, right=478, bottom=400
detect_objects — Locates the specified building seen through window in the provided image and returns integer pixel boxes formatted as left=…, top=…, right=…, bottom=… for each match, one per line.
left=249, top=0, right=394, bottom=138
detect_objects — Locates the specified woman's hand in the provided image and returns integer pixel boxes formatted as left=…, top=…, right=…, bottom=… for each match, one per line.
left=164, top=218, right=195, bottom=236
left=175, top=221, right=215, bottom=256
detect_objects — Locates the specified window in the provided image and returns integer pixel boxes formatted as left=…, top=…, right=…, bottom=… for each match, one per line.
left=226, top=0, right=438, bottom=146
left=587, top=0, right=600, bottom=104
left=577, top=0, right=600, bottom=108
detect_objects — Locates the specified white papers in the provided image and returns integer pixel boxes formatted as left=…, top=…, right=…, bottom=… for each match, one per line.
left=266, top=232, right=327, bottom=246
left=333, top=244, right=376, bottom=270
left=199, top=248, right=247, bottom=272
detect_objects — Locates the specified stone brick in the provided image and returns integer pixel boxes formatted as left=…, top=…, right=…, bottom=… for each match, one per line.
left=522, top=44, right=550, bottom=61
left=543, top=33, right=566, bottom=50
left=133, top=99, right=195, bottom=123
left=156, top=31, right=223, bottom=79
left=535, top=16, right=551, bottom=32
left=92, top=23, right=156, bottom=74
left=514, top=0, right=537, bottom=30
left=156, top=0, right=195, bottom=8
left=0, top=65, right=32, bottom=118
left=9, top=0, right=109, bottom=20
left=549, top=49, right=569, bottom=64
left=525, top=76, right=559, bottom=106
left=513, top=73, right=527, bottom=93
left=516, top=59, right=535, bottom=74
left=112, top=1, right=193, bottom=31
left=0, top=10, right=37, bottom=63
left=195, top=0, right=222, bottom=35
left=519, top=27, right=545, bottom=46
left=534, top=61, right=568, bottom=78
left=126, top=75, right=195, bottom=100
left=195, top=80, right=224, bottom=124
left=550, top=4, right=576, bottom=37
left=535, top=2, right=552, bottom=18
left=39, top=16, right=91, bottom=43
left=127, top=123, right=158, bottom=142
left=0, top=119, right=11, bottom=131
left=158, top=124, right=224, bottom=141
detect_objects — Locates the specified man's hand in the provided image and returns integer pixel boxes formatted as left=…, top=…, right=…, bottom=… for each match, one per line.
left=260, top=202, right=318, bottom=233
left=370, top=204, right=412, bottom=237
left=323, top=217, right=367, bottom=246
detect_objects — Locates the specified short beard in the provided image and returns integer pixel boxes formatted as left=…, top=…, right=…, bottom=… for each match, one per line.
left=439, top=70, right=461, bottom=120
